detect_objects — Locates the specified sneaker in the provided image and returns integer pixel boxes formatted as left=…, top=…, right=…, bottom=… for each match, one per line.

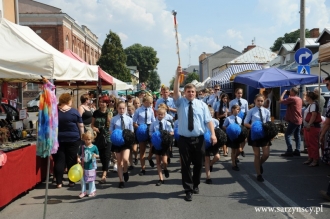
left=257, top=175, right=264, bottom=182
left=139, top=170, right=146, bottom=176
left=148, top=159, right=155, bottom=168
left=205, top=178, right=213, bottom=184
left=232, top=166, right=240, bottom=171
left=134, top=158, right=138, bottom=165
left=210, top=165, right=213, bottom=172
left=156, top=180, right=164, bottom=186
left=113, top=163, right=118, bottom=172
left=123, top=172, right=129, bottom=182
left=241, top=151, right=245, bottom=157
left=118, top=182, right=124, bottom=188
left=164, top=169, right=169, bottom=178
left=293, top=150, right=301, bottom=156
left=320, top=190, right=330, bottom=201
left=184, top=192, right=193, bottom=201
left=128, top=165, right=134, bottom=171
left=78, top=192, right=86, bottom=198
left=193, top=187, right=199, bottom=194
left=88, top=191, right=96, bottom=197
left=281, top=151, right=293, bottom=157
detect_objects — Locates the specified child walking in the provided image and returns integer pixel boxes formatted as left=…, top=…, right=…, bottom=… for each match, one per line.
left=149, top=108, right=173, bottom=186
left=77, top=131, right=99, bottom=198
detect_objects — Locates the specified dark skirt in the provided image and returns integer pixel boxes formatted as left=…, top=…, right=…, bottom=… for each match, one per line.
left=205, top=144, right=221, bottom=156
left=226, top=138, right=241, bottom=149
left=111, top=144, right=132, bottom=153
left=152, top=146, right=169, bottom=156
left=247, top=130, right=272, bottom=147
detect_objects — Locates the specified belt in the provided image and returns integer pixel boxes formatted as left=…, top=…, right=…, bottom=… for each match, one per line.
left=179, top=135, right=203, bottom=140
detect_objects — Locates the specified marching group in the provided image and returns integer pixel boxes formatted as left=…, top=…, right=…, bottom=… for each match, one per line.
left=52, top=66, right=330, bottom=202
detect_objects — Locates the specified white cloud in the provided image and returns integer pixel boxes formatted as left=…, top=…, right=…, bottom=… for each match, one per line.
left=118, top=32, right=128, bottom=42
left=226, top=29, right=243, bottom=40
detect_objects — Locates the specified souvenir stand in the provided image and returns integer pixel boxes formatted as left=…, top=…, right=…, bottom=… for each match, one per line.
left=0, top=18, right=98, bottom=209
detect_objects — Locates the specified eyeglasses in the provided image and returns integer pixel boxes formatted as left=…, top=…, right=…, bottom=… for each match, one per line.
left=214, top=89, right=220, bottom=91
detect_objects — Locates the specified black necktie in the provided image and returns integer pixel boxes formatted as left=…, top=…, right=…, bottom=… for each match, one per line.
left=159, top=121, right=163, bottom=131
left=120, top=115, right=125, bottom=130
left=238, top=99, right=242, bottom=106
left=188, top=101, right=194, bottom=131
left=259, top=108, right=264, bottom=123
left=235, top=116, right=238, bottom=124
left=144, top=108, right=147, bottom=124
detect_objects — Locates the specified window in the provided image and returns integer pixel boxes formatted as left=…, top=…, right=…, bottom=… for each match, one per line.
left=65, top=36, right=69, bottom=49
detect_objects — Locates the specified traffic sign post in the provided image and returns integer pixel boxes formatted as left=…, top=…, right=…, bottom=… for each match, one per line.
left=294, top=48, right=313, bottom=65
left=297, top=65, right=310, bottom=75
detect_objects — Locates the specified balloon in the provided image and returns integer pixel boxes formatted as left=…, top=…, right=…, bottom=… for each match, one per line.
left=68, top=164, right=83, bottom=182
left=110, top=129, right=125, bottom=146
left=204, top=130, right=212, bottom=149
left=251, top=121, right=265, bottom=140
left=151, top=131, right=162, bottom=150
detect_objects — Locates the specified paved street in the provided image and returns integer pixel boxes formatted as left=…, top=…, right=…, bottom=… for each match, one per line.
left=1, top=136, right=330, bottom=219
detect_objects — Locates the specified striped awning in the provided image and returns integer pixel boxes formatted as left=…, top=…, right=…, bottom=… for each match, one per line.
left=210, top=64, right=262, bottom=86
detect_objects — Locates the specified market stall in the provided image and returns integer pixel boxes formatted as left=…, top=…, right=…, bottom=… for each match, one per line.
left=0, top=18, right=98, bottom=208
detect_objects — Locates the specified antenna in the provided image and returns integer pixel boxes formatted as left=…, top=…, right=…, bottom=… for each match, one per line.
left=252, top=37, right=256, bottom=45
left=188, top=41, right=191, bottom=67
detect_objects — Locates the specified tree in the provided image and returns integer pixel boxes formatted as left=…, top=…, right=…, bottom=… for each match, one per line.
left=147, top=70, right=161, bottom=92
left=270, top=29, right=310, bottom=52
left=183, top=72, right=200, bottom=86
left=125, top=44, right=159, bottom=83
left=97, top=30, right=131, bottom=82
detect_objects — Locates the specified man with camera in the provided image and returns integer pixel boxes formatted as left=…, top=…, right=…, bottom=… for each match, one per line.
left=280, top=87, right=303, bottom=157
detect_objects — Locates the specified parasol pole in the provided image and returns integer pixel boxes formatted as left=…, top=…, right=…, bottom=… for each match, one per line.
left=172, top=10, right=184, bottom=84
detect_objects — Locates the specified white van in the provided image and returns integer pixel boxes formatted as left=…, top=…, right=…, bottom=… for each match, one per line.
left=27, top=93, right=40, bottom=112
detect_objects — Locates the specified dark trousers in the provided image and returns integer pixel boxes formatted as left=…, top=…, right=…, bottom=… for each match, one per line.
left=327, top=182, right=330, bottom=196
left=178, top=135, right=204, bottom=193
left=53, top=140, right=81, bottom=185
left=98, top=143, right=111, bottom=171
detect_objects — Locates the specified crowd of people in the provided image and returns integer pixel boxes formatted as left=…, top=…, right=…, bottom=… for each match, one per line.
left=52, top=66, right=330, bottom=202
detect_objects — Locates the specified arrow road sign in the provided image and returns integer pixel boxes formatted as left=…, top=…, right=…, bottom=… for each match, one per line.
left=294, top=48, right=313, bottom=65
left=297, top=65, right=310, bottom=75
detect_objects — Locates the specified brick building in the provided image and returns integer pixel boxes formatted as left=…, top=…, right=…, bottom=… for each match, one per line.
left=18, top=0, right=101, bottom=65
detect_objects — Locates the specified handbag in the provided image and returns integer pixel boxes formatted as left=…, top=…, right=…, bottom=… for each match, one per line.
left=84, top=169, right=96, bottom=182
left=305, top=103, right=322, bottom=124
left=94, top=127, right=108, bottom=149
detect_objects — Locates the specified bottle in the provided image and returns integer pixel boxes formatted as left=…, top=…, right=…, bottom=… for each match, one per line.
left=22, top=130, right=27, bottom=138
left=92, top=157, right=97, bottom=169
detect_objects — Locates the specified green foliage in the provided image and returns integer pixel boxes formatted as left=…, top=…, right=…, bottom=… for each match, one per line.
left=97, top=30, right=131, bottom=82
left=183, top=72, right=200, bottom=86
left=147, top=70, right=161, bottom=92
left=125, top=44, right=159, bottom=83
left=270, top=29, right=311, bottom=52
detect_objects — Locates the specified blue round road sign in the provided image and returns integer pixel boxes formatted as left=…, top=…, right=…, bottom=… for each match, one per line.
left=294, top=48, right=313, bottom=65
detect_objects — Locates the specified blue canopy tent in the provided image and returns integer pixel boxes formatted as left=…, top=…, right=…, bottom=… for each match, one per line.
left=233, top=67, right=319, bottom=88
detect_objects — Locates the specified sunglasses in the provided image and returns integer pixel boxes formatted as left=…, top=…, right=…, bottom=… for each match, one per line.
left=109, top=100, right=115, bottom=103
left=214, top=89, right=220, bottom=91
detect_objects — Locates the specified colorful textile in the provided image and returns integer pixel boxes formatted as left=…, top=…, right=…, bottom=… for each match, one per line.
left=37, top=79, right=59, bottom=157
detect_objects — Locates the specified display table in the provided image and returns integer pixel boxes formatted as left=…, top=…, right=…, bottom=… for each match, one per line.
left=0, top=144, right=48, bottom=208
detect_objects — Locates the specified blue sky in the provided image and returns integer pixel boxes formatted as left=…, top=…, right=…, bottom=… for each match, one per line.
left=36, top=0, right=330, bottom=87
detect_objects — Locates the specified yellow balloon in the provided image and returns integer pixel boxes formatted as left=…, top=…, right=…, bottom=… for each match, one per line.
left=68, top=164, right=83, bottom=182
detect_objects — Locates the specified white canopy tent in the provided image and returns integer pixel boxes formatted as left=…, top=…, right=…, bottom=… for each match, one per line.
left=0, top=18, right=97, bottom=82
left=112, top=77, right=134, bottom=90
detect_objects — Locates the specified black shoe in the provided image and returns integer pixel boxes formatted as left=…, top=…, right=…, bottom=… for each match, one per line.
left=232, top=166, right=240, bottom=171
left=128, top=165, right=134, bottom=171
left=184, top=192, right=193, bottom=201
left=123, top=172, right=129, bottom=182
left=118, top=182, right=124, bottom=188
left=235, top=159, right=240, bottom=164
left=257, top=175, right=264, bottom=182
left=193, top=187, right=199, bottom=194
left=293, top=150, right=301, bottom=156
left=210, top=165, right=213, bottom=172
left=205, top=178, right=213, bottom=184
left=164, top=169, right=169, bottom=178
left=134, top=158, right=138, bottom=165
left=169, top=151, right=173, bottom=158
left=148, top=159, right=155, bottom=168
left=139, top=170, right=146, bottom=176
left=301, top=149, right=308, bottom=154
left=260, top=164, right=263, bottom=174
left=281, top=151, right=293, bottom=157
left=156, top=180, right=164, bottom=186
left=241, top=151, right=245, bottom=157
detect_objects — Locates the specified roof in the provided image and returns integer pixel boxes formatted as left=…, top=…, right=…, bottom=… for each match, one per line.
left=278, top=43, right=295, bottom=55
left=293, top=38, right=319, bottom=50
left=264, top=56, right=282, bottom=67
left=315, top=28, right=330, bottom=43
left=207, top=46, right=241, bottom=59
left=228, top=46, right=277, bottom=64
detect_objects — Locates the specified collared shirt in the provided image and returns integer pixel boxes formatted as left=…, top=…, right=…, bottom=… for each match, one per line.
left=229, top=98, right=249, bottom=113
left=223, top=115, right=242, bottom=127
left=281, top=96, right=302, bottom=125
left=214, top=101, right=229, bottom=113
left=244, top=106, right=270, bottom=124
left=132, top=106, right=155, bottom=125
left=207, top=94, right=220, bottom=106
left=164, top=113, right=173, bottom=121
left=212, top=118, right=219, bottom=128
left=155, top=97, right=176, bottom=117
left=109, top=114, right=134, bottom=133
left=174, top=96, right=212, bottom=137
left=149, top=119, right=173, bottom=136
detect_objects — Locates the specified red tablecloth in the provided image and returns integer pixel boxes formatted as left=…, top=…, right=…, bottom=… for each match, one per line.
left=0, top=144, right=48, bottom=208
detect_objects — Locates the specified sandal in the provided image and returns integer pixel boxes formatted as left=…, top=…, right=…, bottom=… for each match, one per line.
left=99, top=176, right=106, bottom=184
left=309, top=162, right=319, bottom=167
left=88, top=191, right=96, bottom=197
left=78, top=192, right=86, bottom=198
left=56, top=184, right=62, bottom=188
left=303, top=160, right=312, bottom=165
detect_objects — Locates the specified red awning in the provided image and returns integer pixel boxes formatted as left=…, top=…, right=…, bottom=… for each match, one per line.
left=62, top=49, right=113, bottom=85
